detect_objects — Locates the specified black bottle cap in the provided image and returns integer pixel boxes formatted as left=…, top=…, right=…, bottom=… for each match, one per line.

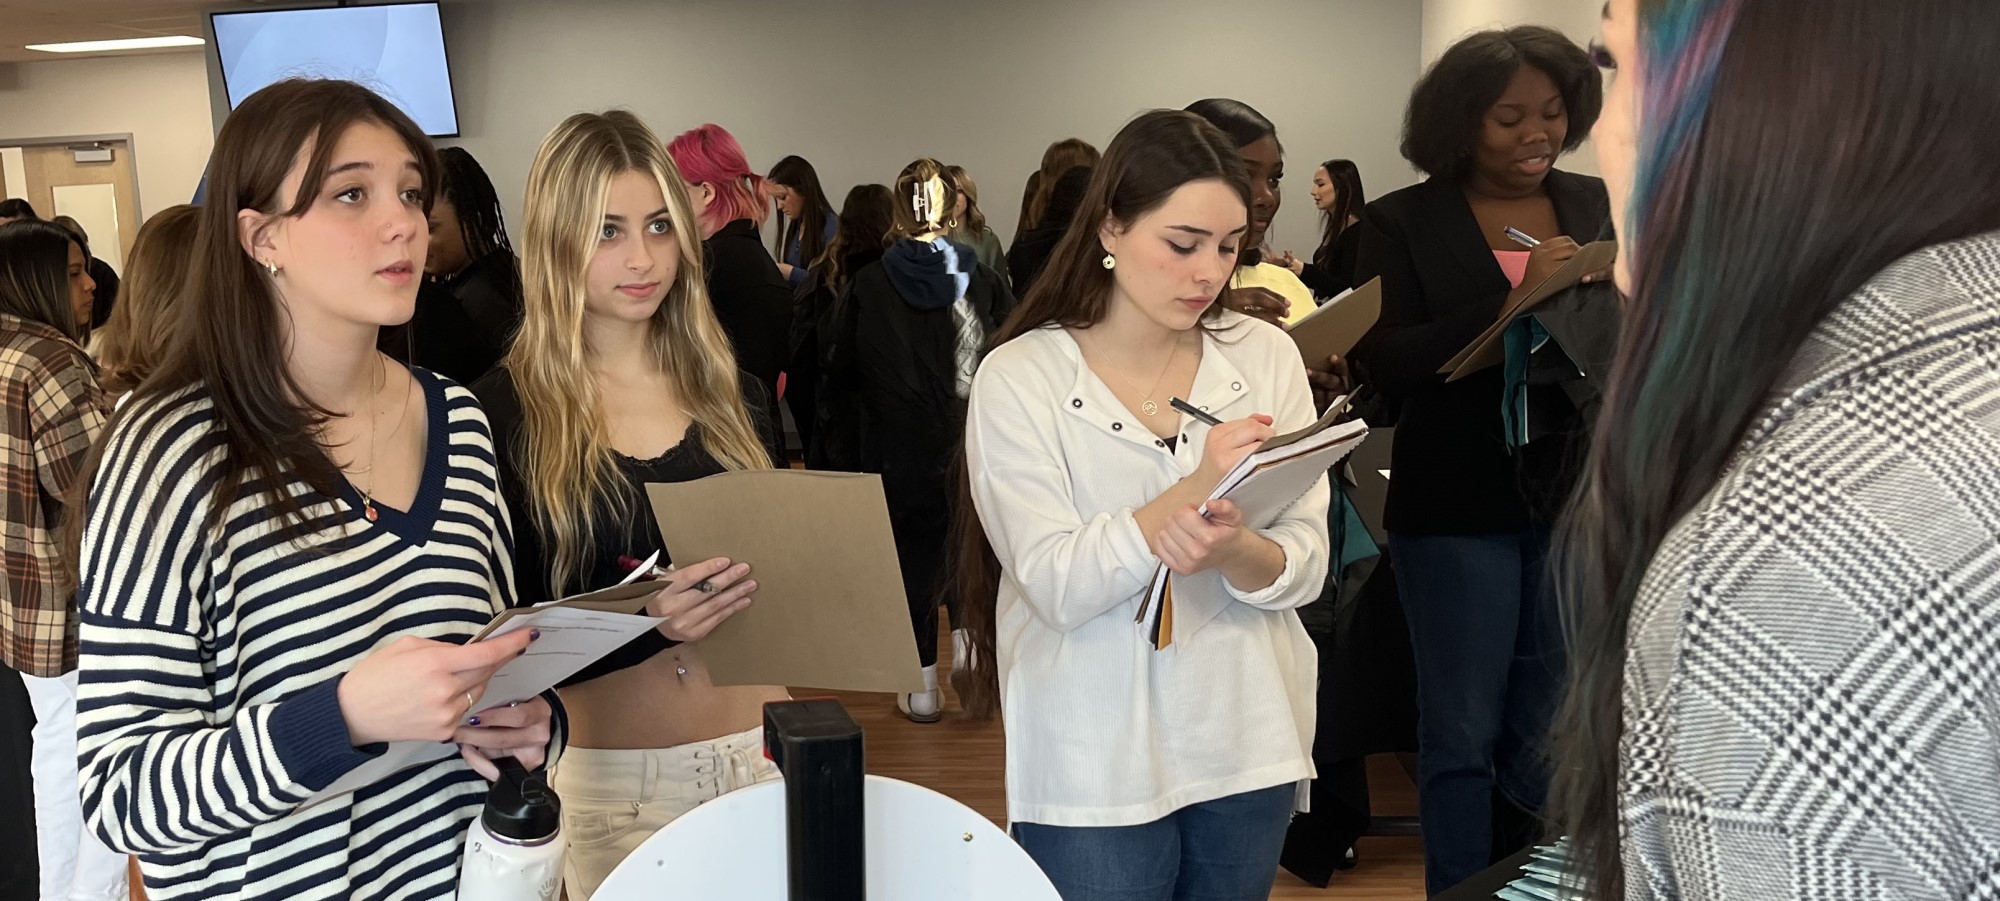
left=481, top=756, right=562, bottom=844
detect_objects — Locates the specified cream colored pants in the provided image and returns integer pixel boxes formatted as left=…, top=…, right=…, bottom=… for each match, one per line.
left=553, top=725, right=780, bottom=898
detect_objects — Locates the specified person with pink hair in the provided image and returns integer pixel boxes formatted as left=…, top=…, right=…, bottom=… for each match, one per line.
left=667, top=124, right=789, bottom=429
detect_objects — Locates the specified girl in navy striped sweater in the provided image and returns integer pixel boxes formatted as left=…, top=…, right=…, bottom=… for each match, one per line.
left=70, top=79, right=558, bottom=901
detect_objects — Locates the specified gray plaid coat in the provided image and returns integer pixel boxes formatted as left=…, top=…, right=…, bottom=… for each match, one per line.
left=1622, top=232, right=2000, bottom=899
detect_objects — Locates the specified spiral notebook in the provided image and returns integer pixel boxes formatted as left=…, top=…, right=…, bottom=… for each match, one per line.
left=1134, top=406, right=1370, bottom=649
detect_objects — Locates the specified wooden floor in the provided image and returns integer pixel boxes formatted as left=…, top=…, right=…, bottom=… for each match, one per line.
left=130, top=625, right=1429, bottom=901
left=807, top=625, right=1430, bottom=900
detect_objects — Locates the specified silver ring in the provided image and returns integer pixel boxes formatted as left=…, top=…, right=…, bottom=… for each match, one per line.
left=693, top=580, right=715, bottom=593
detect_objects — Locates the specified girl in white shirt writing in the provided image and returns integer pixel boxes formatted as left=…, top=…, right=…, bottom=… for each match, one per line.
left=954, top=109, right=1332, bottom=901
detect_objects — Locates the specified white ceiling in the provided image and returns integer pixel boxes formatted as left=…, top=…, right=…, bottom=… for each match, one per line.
left=0, top=0, right=227, bottom=64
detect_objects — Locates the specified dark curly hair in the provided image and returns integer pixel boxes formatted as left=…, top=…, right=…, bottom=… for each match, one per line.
left=1400, top=25, right=1601, bottom=181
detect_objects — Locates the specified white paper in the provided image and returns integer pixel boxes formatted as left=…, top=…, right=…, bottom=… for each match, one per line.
left=300, top=606, right=665, bottom=808
left=479, top=606, right=666, bottom=704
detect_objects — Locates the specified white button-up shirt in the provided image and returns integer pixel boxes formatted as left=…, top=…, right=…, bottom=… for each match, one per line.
left=966, top=310, right=1330, bottom=827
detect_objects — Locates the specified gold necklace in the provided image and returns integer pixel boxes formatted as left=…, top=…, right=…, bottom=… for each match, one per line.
left=1101, top=339, right=1180, bottom=417
left=352, top=355, right=411, bottom=524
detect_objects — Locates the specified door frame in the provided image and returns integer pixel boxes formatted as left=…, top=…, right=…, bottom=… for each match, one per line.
left=0, top=132, right=144, bottom=218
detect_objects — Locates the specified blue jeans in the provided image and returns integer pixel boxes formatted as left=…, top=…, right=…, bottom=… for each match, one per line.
left=1389, top=530, right=1563, bottom=894
left=1012, top=784, right=1296, bottom=901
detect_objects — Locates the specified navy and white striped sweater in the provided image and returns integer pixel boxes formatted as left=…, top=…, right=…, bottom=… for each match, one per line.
left=75, top=370, right=554, bottom=901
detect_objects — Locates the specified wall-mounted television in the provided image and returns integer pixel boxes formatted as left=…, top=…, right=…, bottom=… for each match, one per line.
left=210, top=2, right=460, bottom=137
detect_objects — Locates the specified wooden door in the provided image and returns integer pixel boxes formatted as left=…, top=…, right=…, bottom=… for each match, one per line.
left=16, top=141, right=141, bottom=273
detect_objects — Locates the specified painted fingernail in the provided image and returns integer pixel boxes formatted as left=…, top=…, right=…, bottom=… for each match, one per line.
left=508, top=700, right=521, bottom=708
left=467, top=716, right=482, bottom=727
left=529, top=629, right=542, bottom=641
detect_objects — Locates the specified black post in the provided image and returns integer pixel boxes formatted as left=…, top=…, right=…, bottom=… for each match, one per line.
left=763, top=699, right=865, bottom=901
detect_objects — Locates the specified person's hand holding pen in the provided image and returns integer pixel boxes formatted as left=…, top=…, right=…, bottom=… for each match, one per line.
left=620, top=555, right=759, bottom=642
left=1168, top=397, right=1273, bottom=491
left=1139, top=397, right=1287, bottom=585
left=1506, top=226, right=1611, bottom=287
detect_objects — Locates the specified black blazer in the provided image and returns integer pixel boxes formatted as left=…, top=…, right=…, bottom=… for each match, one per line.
left=704, top=218, right=792, bottom=428
left=1350, top=169, right=1619, bottom=535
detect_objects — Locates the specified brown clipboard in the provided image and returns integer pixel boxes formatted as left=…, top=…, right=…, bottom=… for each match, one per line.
left=1287, top=277, right=1382, bottom=368
left=1440, top=241, right=1617, bottom=381
left=647, top=470, right=924, bottom=693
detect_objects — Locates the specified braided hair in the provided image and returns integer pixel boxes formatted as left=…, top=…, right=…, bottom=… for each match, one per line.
left=438, top=146, right=512, bottom=261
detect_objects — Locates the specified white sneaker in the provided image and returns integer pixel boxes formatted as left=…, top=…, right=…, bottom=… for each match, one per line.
left=898, top=664, right=942, bottom=723
left=948, top=629, right=974, bottom=701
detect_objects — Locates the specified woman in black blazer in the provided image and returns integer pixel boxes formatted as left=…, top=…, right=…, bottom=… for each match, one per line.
left=1348, top=26, right=1619, bottom=895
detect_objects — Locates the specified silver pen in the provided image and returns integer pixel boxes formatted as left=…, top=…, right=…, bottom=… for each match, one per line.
left=1503, top=226, right=1541, bottom=248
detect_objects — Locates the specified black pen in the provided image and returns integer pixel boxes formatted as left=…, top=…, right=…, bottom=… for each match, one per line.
left=1168, top=396, right=1223, bottom=426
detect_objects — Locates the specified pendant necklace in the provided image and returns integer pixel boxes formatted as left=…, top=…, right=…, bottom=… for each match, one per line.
left=1104, top=340, right=1180, bottom=417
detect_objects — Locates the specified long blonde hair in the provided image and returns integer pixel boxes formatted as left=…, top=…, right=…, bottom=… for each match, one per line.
left=509, top=110, right=772, bottom=594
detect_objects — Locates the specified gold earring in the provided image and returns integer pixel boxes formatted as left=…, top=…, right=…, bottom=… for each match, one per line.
left=263, top=259, right=279, bottom=277
left=1102, top=253, right=1116, bottom=270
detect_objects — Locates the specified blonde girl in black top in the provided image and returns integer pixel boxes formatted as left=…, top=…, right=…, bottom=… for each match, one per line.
left=472, top=110, right=786, bottom=898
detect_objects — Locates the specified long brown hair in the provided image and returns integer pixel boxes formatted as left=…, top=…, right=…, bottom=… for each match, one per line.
left=767, top=155, right=833, bottom=269
left=73, top=79, right=439, bottom=546
left=1019, top=138, right=1101, bottom=232
left=1312, top=160, right=1363, bottom=270
left=96, top=205, right=200, bottom=395
left=508, top=110, right=773, bottom=597
left=1551, top=1, right=2000, bottom=896
left=951, top=110, right=1248, bottom=717
left=815, top=183, right=894, bottom=295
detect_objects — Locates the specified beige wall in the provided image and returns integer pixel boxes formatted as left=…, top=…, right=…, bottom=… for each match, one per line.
left=0, top=51, right=213, bottom=219
left=1421, top=0, right=1605, bottom=176
left=439, top=0, right=1424, bottom=253
left=0, top=0, right=1566, bottom=243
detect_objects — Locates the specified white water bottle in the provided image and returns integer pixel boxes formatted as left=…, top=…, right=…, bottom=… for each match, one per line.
left=457, top=758, right=565, bottom=901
